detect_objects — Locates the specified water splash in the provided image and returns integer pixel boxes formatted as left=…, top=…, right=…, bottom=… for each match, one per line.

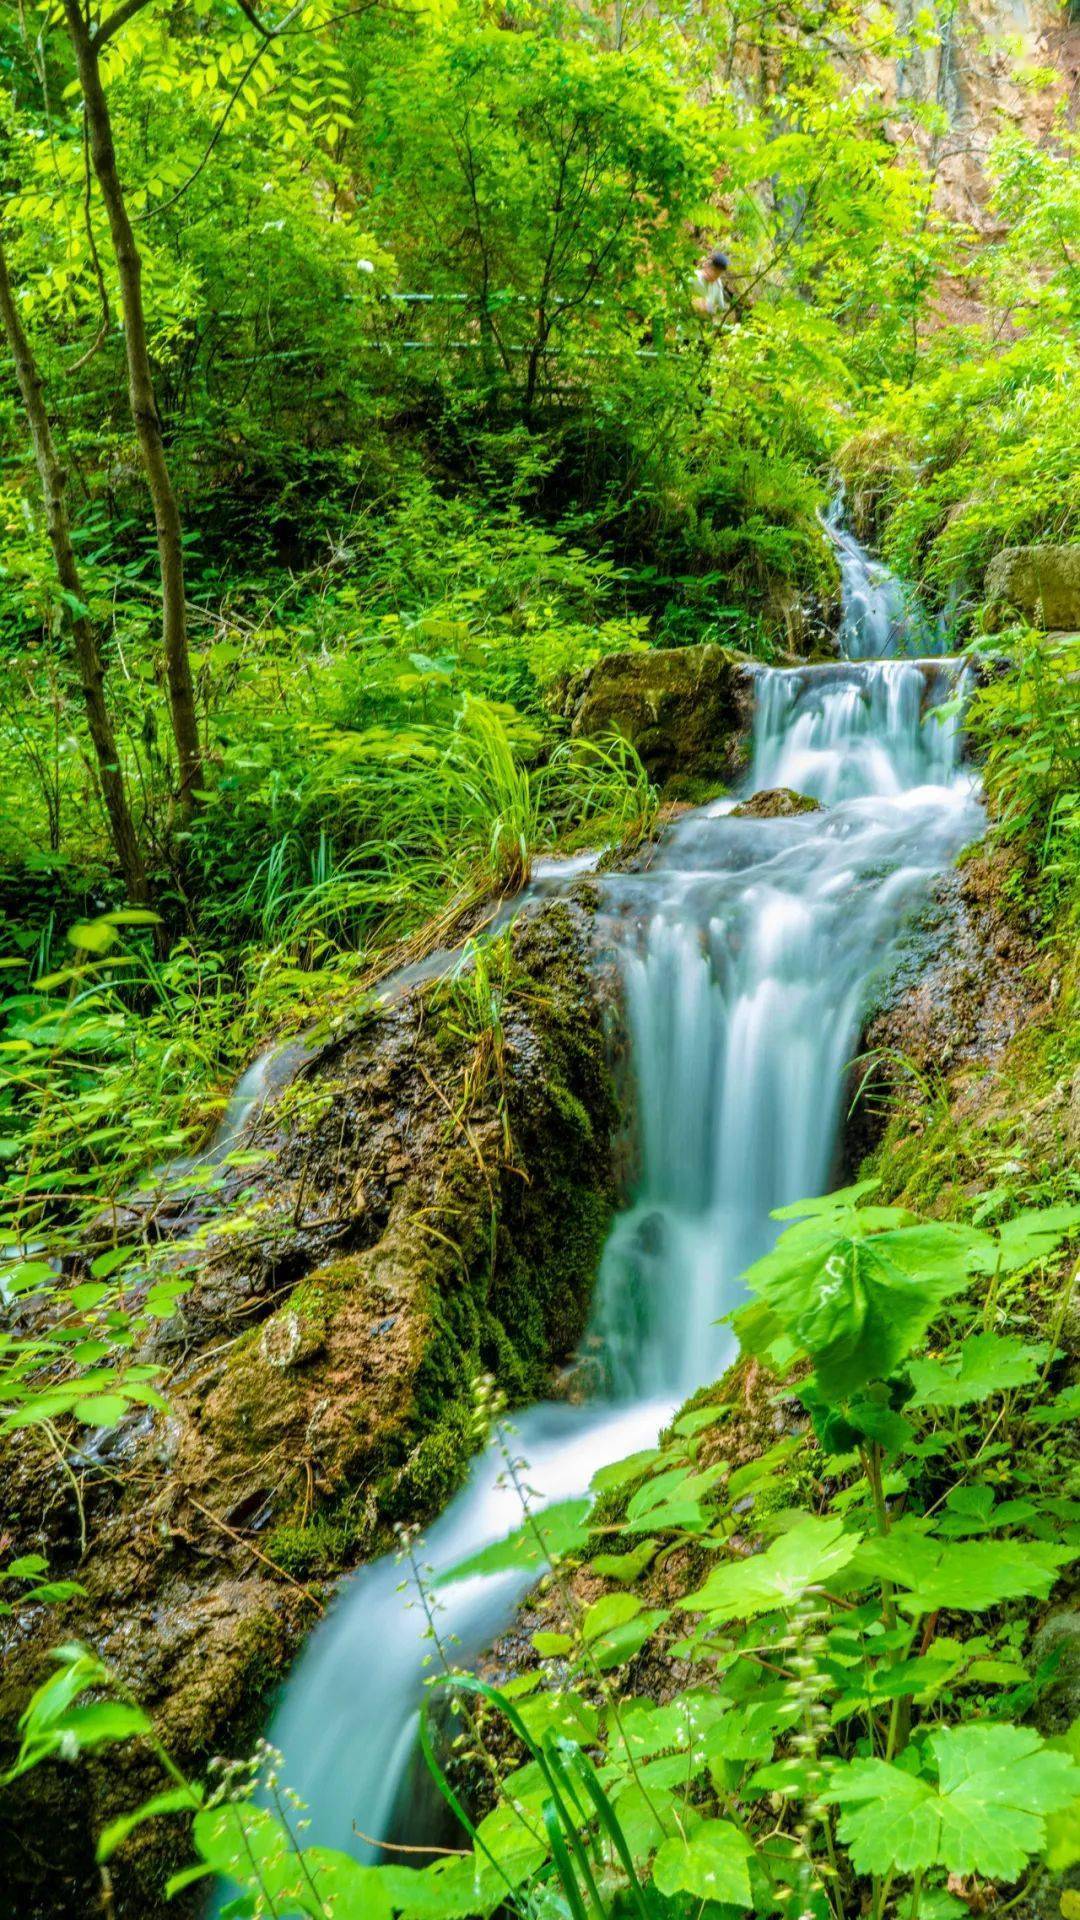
left=752, top=659, right=968, bottom=802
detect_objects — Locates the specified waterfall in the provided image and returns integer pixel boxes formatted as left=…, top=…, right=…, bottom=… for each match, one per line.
left=822, top=494, right=944, bottom=660
left=241, top=530, right=982, bottom=1885
left=752, top=659, right=966, bottom=800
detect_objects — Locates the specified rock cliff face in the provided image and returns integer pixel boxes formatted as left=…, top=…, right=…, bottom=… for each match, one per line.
left=0, top=900, right=620, bottom=1920
left=870, top=0, right=1079, bottom=222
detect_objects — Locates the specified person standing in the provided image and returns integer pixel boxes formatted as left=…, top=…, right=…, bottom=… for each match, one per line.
left=693, top=248, right=730, bottom=317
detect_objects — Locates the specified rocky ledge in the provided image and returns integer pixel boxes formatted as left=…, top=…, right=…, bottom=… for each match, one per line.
left=568, top=644, right=754, bottom=788
left=0, top=899, right=620, bottom=1920
left=844, top=842, right=1048, bottom=1175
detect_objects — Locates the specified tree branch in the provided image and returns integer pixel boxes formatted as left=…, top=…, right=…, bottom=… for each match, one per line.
left=92, top=0, right=156, bottom=52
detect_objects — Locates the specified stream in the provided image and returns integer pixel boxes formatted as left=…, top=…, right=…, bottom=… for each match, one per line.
left=244, top=537, right=984, bottom=1877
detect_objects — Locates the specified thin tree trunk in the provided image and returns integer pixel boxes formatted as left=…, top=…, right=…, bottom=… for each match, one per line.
left=0, top=230, right=148, bottom=904
left=61, top=0, right=203, bottom=815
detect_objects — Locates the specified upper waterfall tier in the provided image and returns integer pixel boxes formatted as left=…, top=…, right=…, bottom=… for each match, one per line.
left=752, top=658, right=969, bottom=802
left=823, top=496, right=946, bottom=660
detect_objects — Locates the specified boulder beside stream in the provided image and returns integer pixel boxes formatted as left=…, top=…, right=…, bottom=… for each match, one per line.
left=568, top=644, right=752, bottom=786
left=731, top=787, right=822, bottom=819
left=0, top=899, right=620, bottom=1920
left=984, top=544, right=1080, bottom=632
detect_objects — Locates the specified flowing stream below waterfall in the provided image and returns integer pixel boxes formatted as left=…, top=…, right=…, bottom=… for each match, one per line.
left=237, top=535, right=984, bottom=1886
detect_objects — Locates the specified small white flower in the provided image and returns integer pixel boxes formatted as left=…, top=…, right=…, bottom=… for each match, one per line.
left=357, top=258, right=375, bottom=274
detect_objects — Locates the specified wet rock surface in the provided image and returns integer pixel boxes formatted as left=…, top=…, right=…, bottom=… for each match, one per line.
left=730, top=787, right=822, bottom=819
left=0, top=899, right=620, bottom=1920
left=845, top=842, right=1047, bottom=1170
left=568, top=644, right=752, bottom=786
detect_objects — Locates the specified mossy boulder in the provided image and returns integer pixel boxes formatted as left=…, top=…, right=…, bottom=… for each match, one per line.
left=730, top=787, right=822, bottom=819
left=0, top=899, right=619, bottom=1920
left=569, top=644, right=751, bottom=785
left=984, top=544, right=1080, bottom=632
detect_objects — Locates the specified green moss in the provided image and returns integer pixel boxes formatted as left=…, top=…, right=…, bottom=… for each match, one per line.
left=383, top=1403, right=474, bottom=1521
left=229, top=902, right=618, bottom=1585
left=863, top=966, right=1078, bottom=1222
left=267, top=1510, right=364, bottom=1578
left=661, top=773, right=728, bottom=806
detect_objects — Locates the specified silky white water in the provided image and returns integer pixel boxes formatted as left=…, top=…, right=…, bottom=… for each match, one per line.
left=822, top=494, right=945, bottom=660
left=247, top=543, right=982, bottom=1879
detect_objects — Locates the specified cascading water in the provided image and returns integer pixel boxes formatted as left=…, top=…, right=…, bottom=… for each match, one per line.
left=822, top=494, right=945, bottom=660
left=244, top=538, right=982, bottom=1887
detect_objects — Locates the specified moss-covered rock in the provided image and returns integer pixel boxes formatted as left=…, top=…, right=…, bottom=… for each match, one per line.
left=984, top=544, right=1080, bottom=632
left=0, top=899, right=619, bottom=1920
left=730, top=787, right=822, bottom=819
left=843, top=842, right=1046, bottom=1181
left=568, top=645, right=752, bottom=785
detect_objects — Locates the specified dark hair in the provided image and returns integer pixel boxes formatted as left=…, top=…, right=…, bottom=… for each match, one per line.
left=709, top=249, right=729, bottom=270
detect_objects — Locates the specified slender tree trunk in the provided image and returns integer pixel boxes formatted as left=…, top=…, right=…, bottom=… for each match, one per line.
left=61, top=0, right=202, bottom=815
left=0, top=231, right=148, bottom=904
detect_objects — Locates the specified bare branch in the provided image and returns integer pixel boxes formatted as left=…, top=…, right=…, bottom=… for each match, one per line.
left=70, top=112, right=112, bottom=370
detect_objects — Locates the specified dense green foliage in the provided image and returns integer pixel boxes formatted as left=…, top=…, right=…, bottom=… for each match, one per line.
left=13, top=1185, right=1080, bottom=1918
left=4, top=0, right=1080, bottom=1917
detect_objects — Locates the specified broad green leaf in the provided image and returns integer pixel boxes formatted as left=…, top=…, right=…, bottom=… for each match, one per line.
left=851, top=1526, right=1074, bottom=1614
left=3, top=1261, right=55, bottom=1295
left=54, top=1702, right=151, bottom=1749
left=65, top=1282, right=110, bottom=1313
left=589, top=1449, right=661, bottom=1494
left=88, top=1247, right=135, bottom=1280
left=935, top=1484, right=1037, bottom=1538
left=590, top=1539, right=657, bottom=1582
left=592, top=1607, right=668, bottom=1671
left=582, top=1590, right=641, bottom=1644
left=435, top=1499, right=589, bottom=1586
left=822, top=1722, right=1078, bottom=1880
left=742, top=1219, right=975, bottom=1396
left=377, top=1856, right=497, bottom=1919
left=68, top=918, right=120, bottom=953
left=72, top=1395, right=131, bottom=1426
left=472, top=1799, right=547, bottom=1883
left=1031, top=1382, right=1080, bottom=1427
left=97, top=1785, right=201, bottom=1862
left=771, top=1180, right=882, bottom=1218
left=3, top=1555, right=48, bottom=1579
left=193, top=1806, right=392, bottom=1917
left=621, top=1496, right=707, bottom=1534
left=682, top=1514, right=859, bottom=1620
left=531, top=1630, right=572, bottom=1656
left=1043, top=1719, right=1080, bottom=1870
left=626, top=1464, right=724, bottom=1523
left=601, top=1782, right=669, bottom=1861
left=672, top=1403, right=729, bottom=1437
left=983, top=1205, right=1080, bottom=1274
left=651, top=1818, right=753, bottom=1904
left=516, top=1691, right=598, bottom=1746
left=908, top=1333, right=1044, bottom=1408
